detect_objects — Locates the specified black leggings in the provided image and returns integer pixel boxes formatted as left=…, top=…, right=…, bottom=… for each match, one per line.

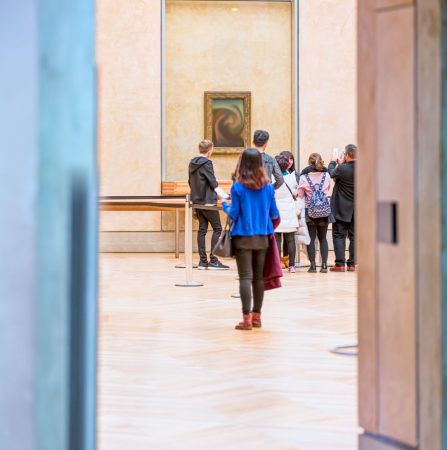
left=235, top=248, right=267, bottom=315
left=275, top=232, right=296, bottom=267
left=306, top=217, right=329, bottom=264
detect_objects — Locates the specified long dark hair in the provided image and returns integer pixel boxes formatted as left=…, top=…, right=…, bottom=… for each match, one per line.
left=237, top=148, right=269, bottom=190
left=280, top=150, right=296, bottom=173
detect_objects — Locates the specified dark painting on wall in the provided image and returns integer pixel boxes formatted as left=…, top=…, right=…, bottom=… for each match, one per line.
left=204, top=92, right=251, bottom=154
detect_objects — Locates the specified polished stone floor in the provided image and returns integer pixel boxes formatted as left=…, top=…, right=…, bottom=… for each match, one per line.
left=98, top=253, right=358, bottom=450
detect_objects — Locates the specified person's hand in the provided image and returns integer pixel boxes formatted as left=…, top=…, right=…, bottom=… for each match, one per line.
left=215, top=187, right=230, bottom=200
left=331, top=147, right=339, bottom=162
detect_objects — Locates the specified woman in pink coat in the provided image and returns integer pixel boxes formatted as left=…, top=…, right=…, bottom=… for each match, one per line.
left=297, top=153, right=331, bottom=273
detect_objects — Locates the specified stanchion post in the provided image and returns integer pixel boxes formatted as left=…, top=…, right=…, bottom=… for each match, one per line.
left=174, top=198, right=197, bottom=269
left=175, top=208, right=180, bottom=259
left=185, top=196, right=193, bottom=280
left=175, top=195, right=203, bottom=287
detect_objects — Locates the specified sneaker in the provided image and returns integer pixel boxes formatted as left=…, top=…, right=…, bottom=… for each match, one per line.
left=347, top=265, right=356, bottom=272
left=330, top=265, right=346, bottom=272
left=197, top=261, right=208, bottom=270
left=288, top=266, right=296, bottom=273
left=208, top=260, right=230, bottom=270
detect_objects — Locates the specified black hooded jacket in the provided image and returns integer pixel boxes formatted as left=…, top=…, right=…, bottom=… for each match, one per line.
left=188, top=156, right=218, bottom=205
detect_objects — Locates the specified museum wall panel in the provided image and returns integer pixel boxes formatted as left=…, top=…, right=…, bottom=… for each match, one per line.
left=97, top=0, right=358, bottom=251
left=165, top=1, right=292, bottom=181
left=299, top=0, right=357, bottom=169
left=358, top=0, right=442, bottom=448
left=375, top=6, right=416, bottom=444
left=97, top=0, right=162, bottom=233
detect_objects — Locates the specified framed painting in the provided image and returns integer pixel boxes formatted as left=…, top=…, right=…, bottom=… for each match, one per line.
left=204, top=92, right=251, bottom=154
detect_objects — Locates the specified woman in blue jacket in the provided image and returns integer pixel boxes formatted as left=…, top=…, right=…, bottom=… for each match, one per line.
left=222, top=148, right=280, bottom=330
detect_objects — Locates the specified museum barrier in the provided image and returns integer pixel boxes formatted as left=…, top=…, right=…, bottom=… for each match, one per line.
left=99, top=195, right=216, bottom=286
left=175, top=195, right=203, bottom=287
left=99, top=195, right=185, bottom=258
left=177, top=199, right=331, bottom=288
left=175, top=200, right=224, bottom=287
left=100, top=195, right=333, bottom=290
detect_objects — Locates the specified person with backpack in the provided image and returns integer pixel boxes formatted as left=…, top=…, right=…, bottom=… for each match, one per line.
left=188, top=139, right=229, bottom=270
left=328, top=144, right=356, bottom=272
left=274, top=155, right=299, bottom=273
left=297, top=153, right=331, bottom=273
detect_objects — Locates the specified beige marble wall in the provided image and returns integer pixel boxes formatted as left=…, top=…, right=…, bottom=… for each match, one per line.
left=165, top=1, right=293, bottom=181
left=299, top=0, right=357, bottom=169
left=97, top=0, right=357, bottom=246
left=97, top=0, right=162, bottom=232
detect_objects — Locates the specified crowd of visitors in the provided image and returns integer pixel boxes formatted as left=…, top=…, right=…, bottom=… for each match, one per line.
left=188, top=130, right=357, bottom=330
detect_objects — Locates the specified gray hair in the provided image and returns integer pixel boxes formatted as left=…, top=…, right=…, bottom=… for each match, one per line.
left=345, top=144, right=357, bottom=158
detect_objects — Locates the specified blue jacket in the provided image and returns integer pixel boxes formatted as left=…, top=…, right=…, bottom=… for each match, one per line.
left=222, top=182, right=279, bottom=236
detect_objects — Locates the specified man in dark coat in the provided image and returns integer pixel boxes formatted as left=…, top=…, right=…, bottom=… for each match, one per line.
left=189, top=140, right=229, bottom=270
left=328, top=144, right=357, bottom=271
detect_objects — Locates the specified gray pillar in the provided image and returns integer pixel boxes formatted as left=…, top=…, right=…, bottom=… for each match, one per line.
left=0, top=1, right=38, bottom=450
left=0, top=1, right=97, bottom=449
left=37, top=0, right=98, bottom=449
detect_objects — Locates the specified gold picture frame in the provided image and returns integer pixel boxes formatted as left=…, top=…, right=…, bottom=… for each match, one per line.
left=204, top=91, right=251, bottom=154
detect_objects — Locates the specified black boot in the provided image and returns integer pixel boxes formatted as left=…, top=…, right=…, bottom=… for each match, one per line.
left=320, top=262, right=328, bottom=273
left=308, top=261, right=317, bottom=273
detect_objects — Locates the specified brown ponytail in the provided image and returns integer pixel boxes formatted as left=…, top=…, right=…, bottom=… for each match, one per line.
left=308, top=153, right=324, bottom=172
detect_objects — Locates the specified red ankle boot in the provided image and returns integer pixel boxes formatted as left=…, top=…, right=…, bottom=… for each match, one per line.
left=235, top=313, right=252, bottom=330
left=252, top=312, right=262, bottom=328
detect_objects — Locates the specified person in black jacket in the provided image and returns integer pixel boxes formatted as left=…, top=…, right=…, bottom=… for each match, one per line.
left=328, top=144, right=357, bottom=272
left=188, top=140, right=229, bottom=270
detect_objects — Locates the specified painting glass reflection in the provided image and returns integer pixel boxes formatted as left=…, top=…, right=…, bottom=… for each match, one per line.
left=212, top=99, right=245, bottom=148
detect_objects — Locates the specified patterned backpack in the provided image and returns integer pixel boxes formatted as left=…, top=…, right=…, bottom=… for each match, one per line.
left=305, top=172, right=331, bottom=219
